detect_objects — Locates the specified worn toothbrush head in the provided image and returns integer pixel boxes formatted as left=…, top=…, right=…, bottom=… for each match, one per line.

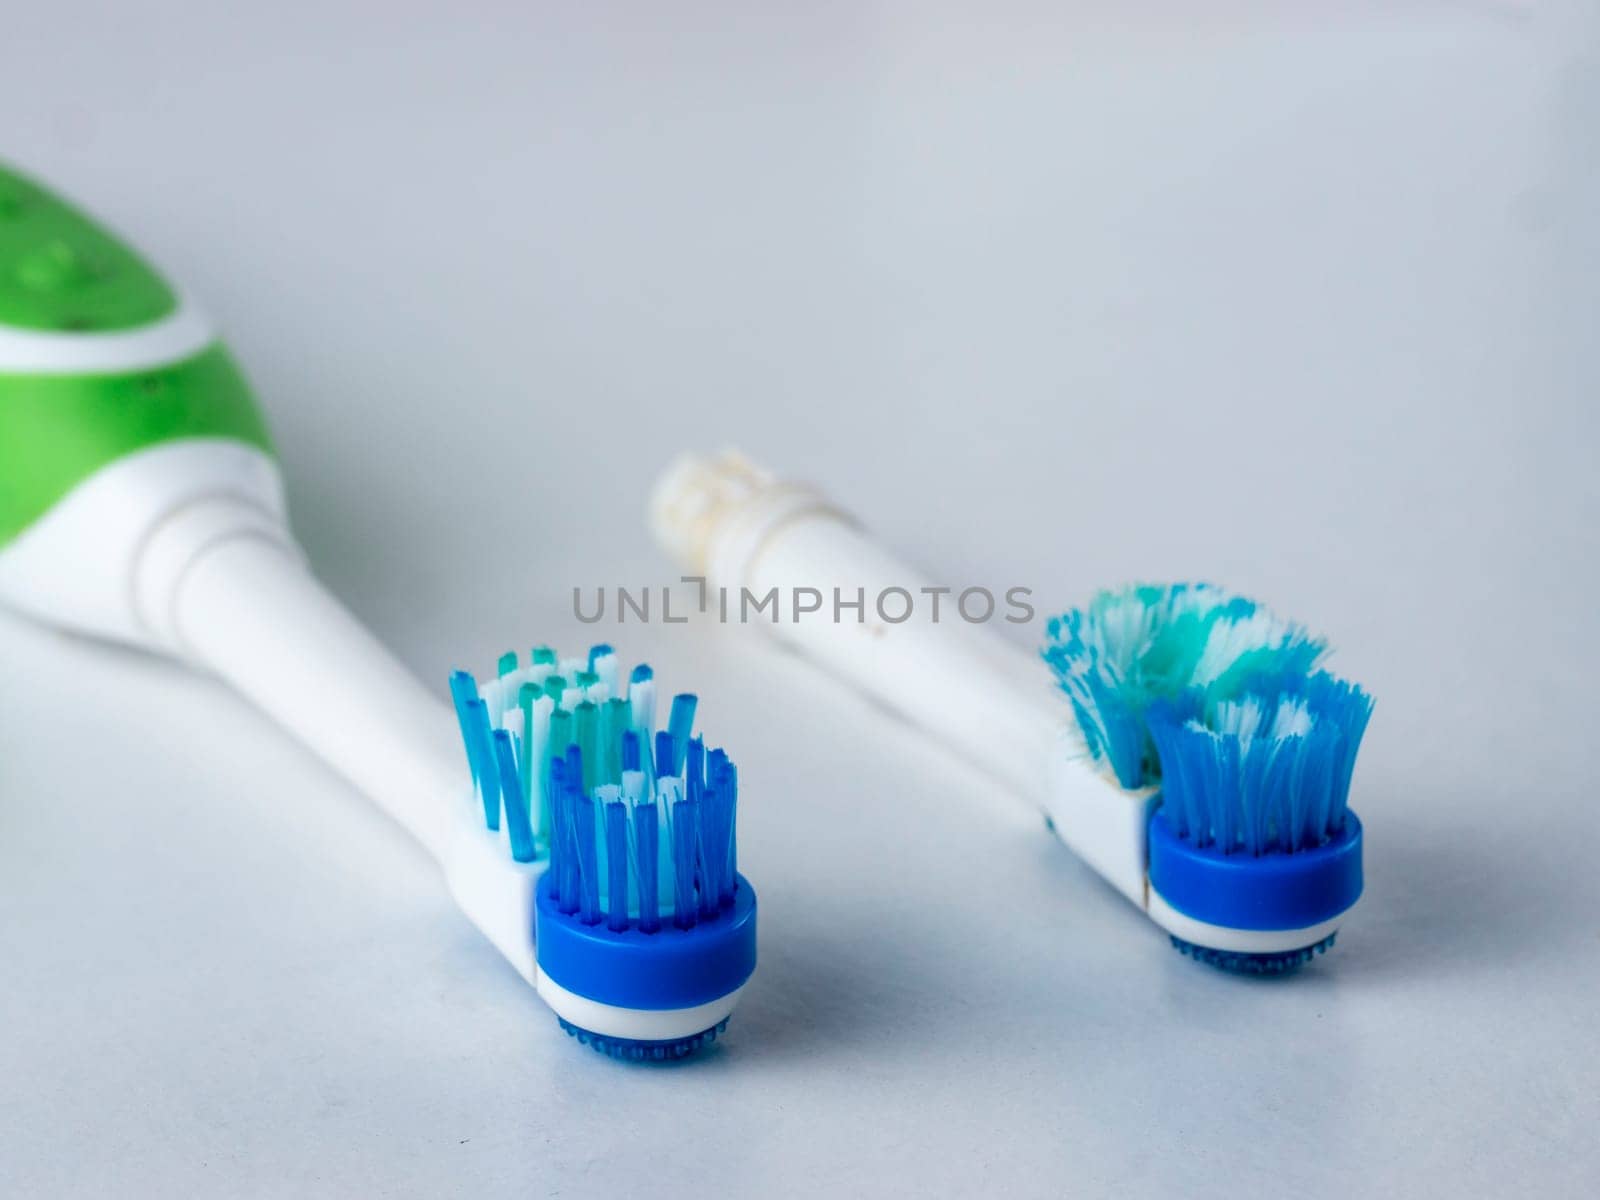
left=1145, top=670, right=1373, bottom=973
left=1045, top=585, right=1373, bottom=973
left=450, top=645, right=756, bottom=1059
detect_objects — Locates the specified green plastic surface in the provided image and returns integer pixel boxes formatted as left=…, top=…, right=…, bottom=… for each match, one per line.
left=0, top=163, right=178, bottom=332
left=0, top=343, right=273, bottom=545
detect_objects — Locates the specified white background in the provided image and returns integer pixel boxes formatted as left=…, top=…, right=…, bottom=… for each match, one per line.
left=2, top=3, right=1596, bottom=1197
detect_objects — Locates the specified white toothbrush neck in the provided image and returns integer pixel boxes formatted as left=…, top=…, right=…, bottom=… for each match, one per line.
left=743, top=515, right=1064, bottom=803
left=167, top=527, right=461, bottom=862
left=649, top=453, right=1168, bottom=912
left=0, top=437, right=463, bottom=864
left=651, top=454, right=1064, bottom=809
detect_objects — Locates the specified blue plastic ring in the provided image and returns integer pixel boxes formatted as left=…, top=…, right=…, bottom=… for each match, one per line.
left=535, top=873, right=758, bottom=1010
left=1147, top=810, right=1363, bottom=931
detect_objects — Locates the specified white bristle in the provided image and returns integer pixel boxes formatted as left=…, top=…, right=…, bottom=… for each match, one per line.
left=630, top=678, right=657, bottom=733
left=482, top=677, right=506, bottom=725
left=1192, top=612, right=1291, bottom=686
left=593, top=651, right=620, bottom=697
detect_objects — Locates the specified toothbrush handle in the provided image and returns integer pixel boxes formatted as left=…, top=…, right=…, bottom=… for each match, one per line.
left=652, top=456, right=1063, bottom=809
left=171, top=530, right=462, bottom=862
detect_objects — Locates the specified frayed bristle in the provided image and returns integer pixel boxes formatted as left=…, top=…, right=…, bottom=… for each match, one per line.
left=449, top=645, right=740, bottom=928
left=1042, top=583, right=1327, bottom=788
left=1148, top=672, right=1373, bottom=856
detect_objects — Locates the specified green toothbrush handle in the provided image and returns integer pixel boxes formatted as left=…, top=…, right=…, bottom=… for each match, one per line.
left=0, top=162, right=271, bottom=550
left=0, top=164, right=463, bottom=864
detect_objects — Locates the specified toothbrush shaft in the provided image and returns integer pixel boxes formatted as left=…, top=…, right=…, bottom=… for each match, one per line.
left=171, top=533, right=459, bottom=862
left=739, top=513, right=1063, bottom=806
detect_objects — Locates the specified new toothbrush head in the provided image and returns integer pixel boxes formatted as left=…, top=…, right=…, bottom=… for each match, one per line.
left=649, top=450, right=1375, bottom=972
left=448, top=644, right=757, bottom=1060
left=1044, top=585, right=1373, bottom=973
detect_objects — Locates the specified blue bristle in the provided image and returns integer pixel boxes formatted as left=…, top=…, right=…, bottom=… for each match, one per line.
left=492, top=730, right=537, bottom=863
left=546, top=755, right=565, bottom=892
left=537, top=738, right=743, bottom=930
left=1043, top=611, right=1156, bottom=787
left=635, top=800, right=661, bottom=934
left=549, top=756, right=579, bottom=915
left=464, top=699, right=501, bottom=831
left=1307, top=672, right=1372, bottom=832
left=685, top=739, right=719, bottom=917
left=1147, top=672, right=1374, bottom=856
left=667, top=694, right=697, bottom=771
left=587, top=643, right=613, bottom=671
left=604, top=796, right=629, bottom=932
left=575, top=776, right=600, bottom=925
left=630, top=663, right=653, bottom=684
left=1084, top=670, right=1145, bottom=788
left=447, top=671, right=481, bottom=768
left=621, top=728, right=641, bottom=773
left=671, top=790, right=699, bottom=930
left=719, top=758, right=738, bottom=903
left=702, top=749, right=727, bottom=913
left=655, top=730, right=676, bottom=781
left=448, top=672, right=493, bottom=819
left=685, top=737, right=705, bottom=803
left=557, top=1017, right=728, bottom=1062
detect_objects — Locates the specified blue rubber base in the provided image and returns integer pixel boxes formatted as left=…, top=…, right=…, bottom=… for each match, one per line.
left=1169, top=931, right=1338, bottom=975
left=557, top=1017, right=729, bottom=1062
